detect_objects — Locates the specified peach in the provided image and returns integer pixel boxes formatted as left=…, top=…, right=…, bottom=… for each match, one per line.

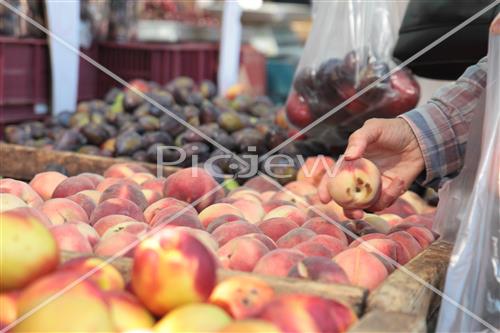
left=212, top=221, right=261, bottom=246
left=105, top=291, right=155, bottom=332
left=13, top=272, right=114, bottom=332
left=0, top=209, right=59, bottom=291
left=348, top=233, right=388, bottom=248
left=94, top=214, right=139, bottom=236
left=154, top=303, right=231, bottom=332
left=294, top=241, right=332, bottom=257
left=388, top=231, right=423, bottom=259
left=363, top=213, right=391, bottom=233
left=288, top=257, right=349, bottom=284
left=333, top=248, right=388, bottom=290
left=163, top=167, right=222, bottom=212
left=341, top=220, right=379, bottom=243
left=169, top=226, right=219, bottom=254
left=217, top=236, right=269, bottom=272
left=264, top=205, right=307, bottom=226
left=58, top=257, right=125, bottom=291
left=0, top=292, right=18, bottom=330
left=96, top=177, right=136, bottom=192
left=199, top=203, right=244, bottom=228
left=379, top=213, right=404, bottom=227
left=210, top=276, right=275, bottom=319
left=127, top=172, right=156, bottom=185
left=270, top=190, right=308, bottom=209
left=0, top=178, right=43, bottom=207
left=67, top=192, right=97, bottom=218
left=104, top=162, right=151, bottom=178
left=296, top=155, right=335, bottom=186
left=244, top=176, right=281, bottom=192
left=262, top=199, right=294, bottom=213
left=390, top=224, right=436, bottom=248
left=206, top=214, right=246, bottom=233
left=327, top=158, right=382, bottom=209
left=5, top=206, right=51, bottom=228
left=151, top=210, right=203, bottom=230
left=302, top=217, right=348, bottom=245
left=260, top=191, right=277, bottom=202
left=142, top=189, right=162, bottom=205
left=276, top=227, right=316, bottom=248
left=230, top=199, right=265, bottom=224
left=257, top=217, right=299, bottom=241
left=309, top=235, right=347, bottom=256
left=52, top=175, right=96, bottom=198
left=258, top=294, right=357, bottom=333
left=227, top=188, right=262, bottom=203
left=50, top=224, right=93, bottom=254
left=94, top=231, right=139, bottom=258
left=100, top=182, right=148, bottom=210
left=77, top=189, right=102, bottom=204
left=101, top=221, right=149, bottom=239
left=376, top=197, right=417, bottom=217
left=0, top=193, right=28, bottom=212
left=132, top=229, right=217, bottom=315
left=400, top=191, right=433, bottom=214
left=218, top=320, right=281, bottom=333
left=402, top=214, right=434, bottom=229
left=90, top=198, right=145, bottom=224
left=144, top=197, right=195, bottom=224
left=68, top=221, right=100, bottom=246
left=284, top=180, right=318, bottom=198
left=239, top=233, right=276, bottom=251
left=142, top=177, right=167, bottom=193
left=357, top=238, right=399, bottom=262
left=28, top=171, right=67, bottom=200
left=79, top=172, right=104, bottom=186
left=253, top=249, right=305, bottom=277
left=41, top=198, right=89, bottom=225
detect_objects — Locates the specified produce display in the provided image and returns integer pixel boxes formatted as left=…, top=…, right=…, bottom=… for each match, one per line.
left=2, top=78, right=329, bottom=183
left=1, top=155, right=436, bottom=295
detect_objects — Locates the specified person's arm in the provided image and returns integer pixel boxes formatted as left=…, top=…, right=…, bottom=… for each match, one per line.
left=399, top=57, right=488, bottom=188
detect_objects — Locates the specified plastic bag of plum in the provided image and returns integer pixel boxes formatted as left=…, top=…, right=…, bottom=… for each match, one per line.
left=286, top=0, right=420, bottom=147
left=434, top=17, right=499, bottom=332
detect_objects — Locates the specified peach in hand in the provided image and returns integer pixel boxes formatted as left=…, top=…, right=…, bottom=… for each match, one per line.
left=132, top=228, right=217, bottom=316
left=327, top=158, right=381, bottom=209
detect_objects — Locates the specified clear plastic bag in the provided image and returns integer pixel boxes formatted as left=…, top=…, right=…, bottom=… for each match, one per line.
left=286, top=0, right=420, bottom=150
left=434, top=16, right=500, bottom=332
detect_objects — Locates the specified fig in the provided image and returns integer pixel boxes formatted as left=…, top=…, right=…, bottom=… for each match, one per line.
left=54, top=129, right=87, bottom=151
left=115, top=131, right=143, bottom=156
left=218, top=112, right=244, bottom=133
left=138, top=115, right=160, bottom=132
left=81, top=123, right=110, bottom=145
left=199, top=80, right=217, bottom=99
left=147, top=143, right=181, bottom=163
left=159, top=112, right=186, bottom=137
left=142, top=131, right=173, bottom=147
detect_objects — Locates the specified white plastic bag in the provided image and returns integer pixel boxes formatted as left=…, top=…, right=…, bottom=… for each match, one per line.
left=285, top=0, right=420, bottom=150
left=435, top=16, right=500, bottom=332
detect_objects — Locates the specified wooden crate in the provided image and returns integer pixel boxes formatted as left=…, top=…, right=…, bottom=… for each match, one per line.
left=0, top=143, right=182, bottom=180
left=349, top=240, right=453, bottom=332
left=60, top=251, right=368, bottom=316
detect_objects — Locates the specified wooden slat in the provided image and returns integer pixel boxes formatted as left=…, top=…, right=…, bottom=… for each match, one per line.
left=366, top=240, right=453, bottom=317
left=0, top=143, right=182, bottom=180
left=348, top=310, right=426, bottom=333
left=60, top=251, right=367, bottom=315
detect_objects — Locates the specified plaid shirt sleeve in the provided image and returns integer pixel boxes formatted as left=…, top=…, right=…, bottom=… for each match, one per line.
left=398, top=57, right=488, bottom=188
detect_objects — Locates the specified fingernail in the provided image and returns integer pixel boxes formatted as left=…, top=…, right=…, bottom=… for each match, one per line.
left=344, top=147, right=356, bottom=159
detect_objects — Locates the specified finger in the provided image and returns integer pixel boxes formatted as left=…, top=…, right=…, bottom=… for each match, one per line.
left=344, top=120, right=382, bottom=160
left=344, top=208, right=365, bottom=220
left=369, top=177, right=405, bottom=212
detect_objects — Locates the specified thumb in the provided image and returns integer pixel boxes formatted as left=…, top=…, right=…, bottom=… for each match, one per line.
left=344, top=121, right=381, bottom=160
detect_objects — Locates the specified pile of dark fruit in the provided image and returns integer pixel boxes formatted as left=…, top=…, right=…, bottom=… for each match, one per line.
left=3, top=78, right=329, bottom=183
left=286, top=50, right=420, bottom=133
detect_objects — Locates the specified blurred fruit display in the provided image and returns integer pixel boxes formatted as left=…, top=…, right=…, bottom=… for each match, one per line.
left=0, top=0, right=45, bottom=38
left=285, top=1, right=420, bottom=150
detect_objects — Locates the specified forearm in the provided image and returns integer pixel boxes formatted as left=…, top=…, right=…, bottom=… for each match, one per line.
left=399, top=57, right=488, bottom=188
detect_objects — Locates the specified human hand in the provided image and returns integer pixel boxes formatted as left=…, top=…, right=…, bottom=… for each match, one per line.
left=319, top=118, right=425, bottom=219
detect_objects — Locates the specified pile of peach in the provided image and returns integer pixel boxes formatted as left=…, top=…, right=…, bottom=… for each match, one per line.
left=0, top=156, right=437, bottom=295
left=1, top=220, right=357, bottom=332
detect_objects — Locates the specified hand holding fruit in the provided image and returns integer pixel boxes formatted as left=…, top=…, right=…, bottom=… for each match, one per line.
left=320, top=118, right=425, bottom=219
